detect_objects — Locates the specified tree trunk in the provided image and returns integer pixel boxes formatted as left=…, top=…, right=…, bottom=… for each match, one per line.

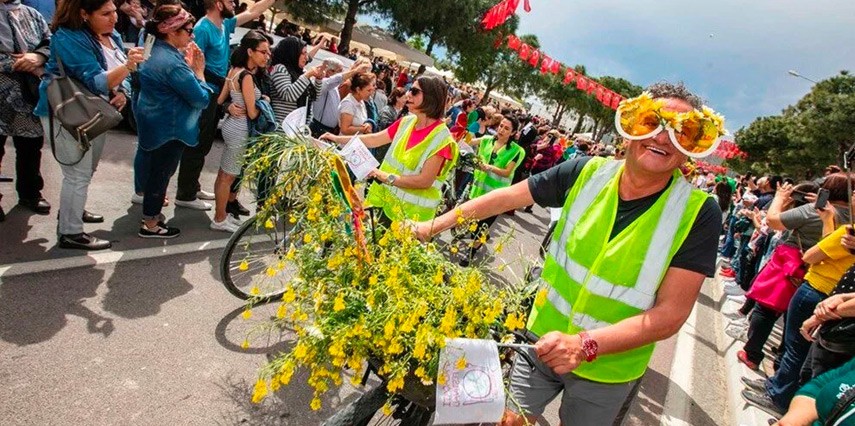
left=572, top=114, right=584, bottom=134
left=481, top=70, right=496, bottom=106
left=337, top=0, right=360, bottom=54
left=591, top=119, right=600, bottom=139
left=425, top=33, right=436, bottom=56
left=552, top=103, right=566, bottom=127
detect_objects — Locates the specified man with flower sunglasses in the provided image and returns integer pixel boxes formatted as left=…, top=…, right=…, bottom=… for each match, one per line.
left=414, top=82, right=725, bottom=425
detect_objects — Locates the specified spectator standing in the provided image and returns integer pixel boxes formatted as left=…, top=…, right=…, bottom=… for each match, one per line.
left=211, top=30, right=270, bottom=233
left=134, top=4, right=212, bottom=238
left=338, top=72, right=375, bottom=136
left=34, top=0, right=144, bottom=249
left=0, top=0, right=51, bottom=222
left=307, top=58, right=368, bottom=137
left=372, top=79, right=387, bottom=112
left=378, top=87, right=406, bottom=130
left=174, top=0, right=273, bottom=211
left=268, top=35, right=323, bottom=124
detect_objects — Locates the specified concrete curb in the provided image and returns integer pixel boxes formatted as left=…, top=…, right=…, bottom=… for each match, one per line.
left=715, top=275, right=778, bottom=426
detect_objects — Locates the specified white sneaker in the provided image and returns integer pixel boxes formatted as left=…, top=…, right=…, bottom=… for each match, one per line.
left=228, top=215, right=244, bottom=226
left=210, top=218, right=239, bottom=233
left=723, top=309, right=746, bottom=320
left=725, top=324, right=748, bottom=342
left=196, top=190, right=216, bottom=200
left=174, top=198, right=212, bottom=210
left=131, top=193, right=143, bottom=204
left=727, top=294, right=747, bottom=303
left=724, top=284, right=746, bottom=296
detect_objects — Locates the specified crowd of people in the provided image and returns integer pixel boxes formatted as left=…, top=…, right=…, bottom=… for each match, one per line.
left=3, top=0, right=854, bottom=424
left=681, top=165, right=855, bottom=424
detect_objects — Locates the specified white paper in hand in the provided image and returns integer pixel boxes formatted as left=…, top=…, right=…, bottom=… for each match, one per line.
left=338, top=136, right=379, bottom=181
left=434, top=338, right=505, bottom=424
left=281, top=107, right=309, bottom=137
left=143, top=34, right=155, bottom=60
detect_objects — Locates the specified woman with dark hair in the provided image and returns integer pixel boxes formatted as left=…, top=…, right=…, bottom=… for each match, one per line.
left=712, top=180, right=734, bottom=224
left=268, top=35, right=323, bottom=124
left=33, top=0, right=144, bottom=250
left=0, top=0, right=51, bottom=222
left=378, top=87, right=405, bottom=130
left=338, top=71, right=375, bottom=135
left=321, top=75, right=459, bottom=223
left=459, top=115, right=525, bottom=264
left=134, top=4, right=211, bottom=238
left=211, top=29, right=269, bottom=233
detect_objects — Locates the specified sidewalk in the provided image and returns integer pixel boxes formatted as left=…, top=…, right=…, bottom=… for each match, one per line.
left=0, top=128, right=250, bottom=269
left=715, top=263, right=782, bottom=426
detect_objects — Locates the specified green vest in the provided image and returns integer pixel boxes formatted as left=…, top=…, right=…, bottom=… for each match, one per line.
left=365, top=115, right=459, bottom=221
left=528, top=157, right=707, bottom=383
left=469, top=137, right=525, bottom=199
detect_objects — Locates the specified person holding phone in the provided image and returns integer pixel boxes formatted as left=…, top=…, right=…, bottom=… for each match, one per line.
left=743, top=174, right=855, bottom=416
left=267, top=35, right=324, bottom=124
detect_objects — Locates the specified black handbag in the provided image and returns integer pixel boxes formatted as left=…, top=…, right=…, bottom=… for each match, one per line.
left=46, top=54, right=122, bottom=165
left=817, top=318, right=855, bottom=355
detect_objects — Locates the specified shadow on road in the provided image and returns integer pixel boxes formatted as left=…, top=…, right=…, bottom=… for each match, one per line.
left=0, top=266, right=112, bottom=345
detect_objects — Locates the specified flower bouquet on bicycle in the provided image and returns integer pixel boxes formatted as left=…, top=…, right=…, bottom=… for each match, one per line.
left=233, top=133, right=536, bottom=421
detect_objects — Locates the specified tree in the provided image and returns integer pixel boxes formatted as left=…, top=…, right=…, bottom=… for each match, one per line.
left=726, top=71, right=855, bottom=178
left=276, top=0, right=375, bottom=53
left=378, top=0, right=494, bottom=57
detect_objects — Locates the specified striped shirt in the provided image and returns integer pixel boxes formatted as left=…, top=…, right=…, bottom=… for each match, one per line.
left=269, top=64, right=322, bottom=124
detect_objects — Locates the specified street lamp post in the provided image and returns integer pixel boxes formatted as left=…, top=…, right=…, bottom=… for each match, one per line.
left=787, top=70, right=818, bottom=84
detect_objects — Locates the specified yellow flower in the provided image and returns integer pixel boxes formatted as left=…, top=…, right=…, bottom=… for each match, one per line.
left=251, top=378, right=268, bottom=404
left=266, top=267, right=276, bottom=277
left=468, top=222, right=478, bottom=232
left=282, top=286, right=296, bottom=303
left=534, top=289, right=548, bottom=307
left=437, top=373, right=447, bottom=386
left=310, top=397, right=322, bottom=411
left=432, top=268, right=444, bottom=285
left=303, top=233, right=313, bottom=244
left=333, top=293, right=346, bottom=312
left=289, top=215, right=297, bottom=224
left=494, top=242, right=504, bottom=253
left=285, top=244, right=296, bottom=260
left=242, top=309, right=252, bottom=320
left=264, top=218, right=275, bottom=229
left=386, top=374, right=405, bottom=392
left=450, top=246, right=459, bottom=254
left=382, top=401, right=393, bottom=416
left=241, top=339, right=250, bottom=350
left=384, top=319, right=396, bottom=340
left=456, top=356, right=467, bottom=370
left=238, top=260, right=249, bottom=271
left=276, top=304, right=288, bottom=319
left=368, top=275, right=379, bottom=286
left=250, top=286, right=260, bottom=296
left=504, top=313, right=526, bottom=330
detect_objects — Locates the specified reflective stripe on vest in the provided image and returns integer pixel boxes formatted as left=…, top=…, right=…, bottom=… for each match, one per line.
left=546, top=161, right=691, bottom=313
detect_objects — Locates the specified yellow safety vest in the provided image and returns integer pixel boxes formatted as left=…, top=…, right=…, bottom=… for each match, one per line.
left=365, top=115, right=459, bottom=221
left=469, top=137, right=525, bottom=199
left=528, top=157, right=708, bottom=383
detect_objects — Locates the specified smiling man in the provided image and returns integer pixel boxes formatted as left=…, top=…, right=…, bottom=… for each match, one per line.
left=414, top=82, right=726, bottom=425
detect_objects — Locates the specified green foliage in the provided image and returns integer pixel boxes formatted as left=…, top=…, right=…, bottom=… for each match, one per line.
left=727, top=71, right=855, bottom=178
left=278, top=0, right=347, bottom=26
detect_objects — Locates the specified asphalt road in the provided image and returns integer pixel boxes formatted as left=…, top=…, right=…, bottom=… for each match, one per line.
left=0, top=129, right=730, bottom=425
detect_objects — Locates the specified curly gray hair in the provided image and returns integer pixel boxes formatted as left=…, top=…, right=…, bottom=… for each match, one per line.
left=645, top=81, right=703, bottom=109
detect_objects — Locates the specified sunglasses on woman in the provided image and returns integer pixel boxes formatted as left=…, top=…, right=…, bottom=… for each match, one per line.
left=615, top=91, right=726, bottom=158
left=179, top=26, right=193, bottom=35
left=408, top=87, right=422, bottom=96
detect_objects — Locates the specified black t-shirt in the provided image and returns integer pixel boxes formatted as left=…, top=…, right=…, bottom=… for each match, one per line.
left=528, top=157, right=722, bottom=277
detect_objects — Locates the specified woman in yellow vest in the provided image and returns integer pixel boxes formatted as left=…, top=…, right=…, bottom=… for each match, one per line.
left=321, top=76, right=458, bottom=225
left=460, top=115, right=525, bottom=264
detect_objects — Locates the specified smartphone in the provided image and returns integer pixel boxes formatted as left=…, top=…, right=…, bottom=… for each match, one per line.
left=814, top=188, right=830, bottom=210
left=143, top=34, right=155, bottom=60
left=791, top=190, right=808, bottom=204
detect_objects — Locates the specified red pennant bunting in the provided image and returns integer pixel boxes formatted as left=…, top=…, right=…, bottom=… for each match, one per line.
left=550, top=61, right=561, bottom=75
left=528, top=49, right=540, bottom=67
left=576, top=76, right=587, bottom=91
left=507, top=34, right=521, bottom=51
left=603, top=91, right=613, bottom=106
left=518, top=43, right=530, bottom=60
left=540, top=55, right=552, bottom=74
left=482, top=0, right=533, bottom=30
left=610, top=96, right=621, bottom=110
left=564, top=69, right=576, bottom=84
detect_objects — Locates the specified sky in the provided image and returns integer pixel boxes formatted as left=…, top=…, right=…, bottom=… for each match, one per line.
left=512, top=0, right=855, bottom=131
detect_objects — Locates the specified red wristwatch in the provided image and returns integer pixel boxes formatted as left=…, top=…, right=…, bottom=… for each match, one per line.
left=579, top=331, right=599, bottom=362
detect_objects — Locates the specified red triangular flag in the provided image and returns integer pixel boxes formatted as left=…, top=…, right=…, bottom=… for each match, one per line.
left=540, top=55, right=551, bottom=74
left=507, top=34, right=521, bottom=51
left=518, top=43, right=530, bottom=60
left=523, top=0, right=531, bottom=12
left=576, top=76, right=587, bottom=91
left=610, top=96, right=621, bottom=110
left=550, top=61, right=561, bottom=75
left=528, top=49, right=540, bottom=67
left=564, top=69, right=576, bottom=84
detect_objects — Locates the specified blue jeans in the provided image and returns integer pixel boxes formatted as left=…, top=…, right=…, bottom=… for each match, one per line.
left=133, top=145, right=150, bottom=194
left=765, top=283, right=825, bottom=410
left=721, top=214, right=738, bottom=258
left=139, top=141, right=185, bottom=220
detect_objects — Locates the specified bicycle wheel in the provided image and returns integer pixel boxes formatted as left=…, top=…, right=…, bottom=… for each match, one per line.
left=539, top=220, right=557, bottom=259
left=321, top=384, right=388, bottom=426
left=220, top=213, right=296, bottom=303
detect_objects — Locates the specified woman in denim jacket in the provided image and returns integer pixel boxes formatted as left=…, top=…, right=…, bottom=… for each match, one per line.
left=34, top=0, right=144, bottom=250
left=133, top=4, right=211, bottom=238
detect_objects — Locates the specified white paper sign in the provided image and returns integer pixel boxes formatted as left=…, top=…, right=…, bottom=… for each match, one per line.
left=338, top=136, right=380, bottom=181
left=281, top=107, right=310, bottom=137
left=434, top=338, right=505, bottom=424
